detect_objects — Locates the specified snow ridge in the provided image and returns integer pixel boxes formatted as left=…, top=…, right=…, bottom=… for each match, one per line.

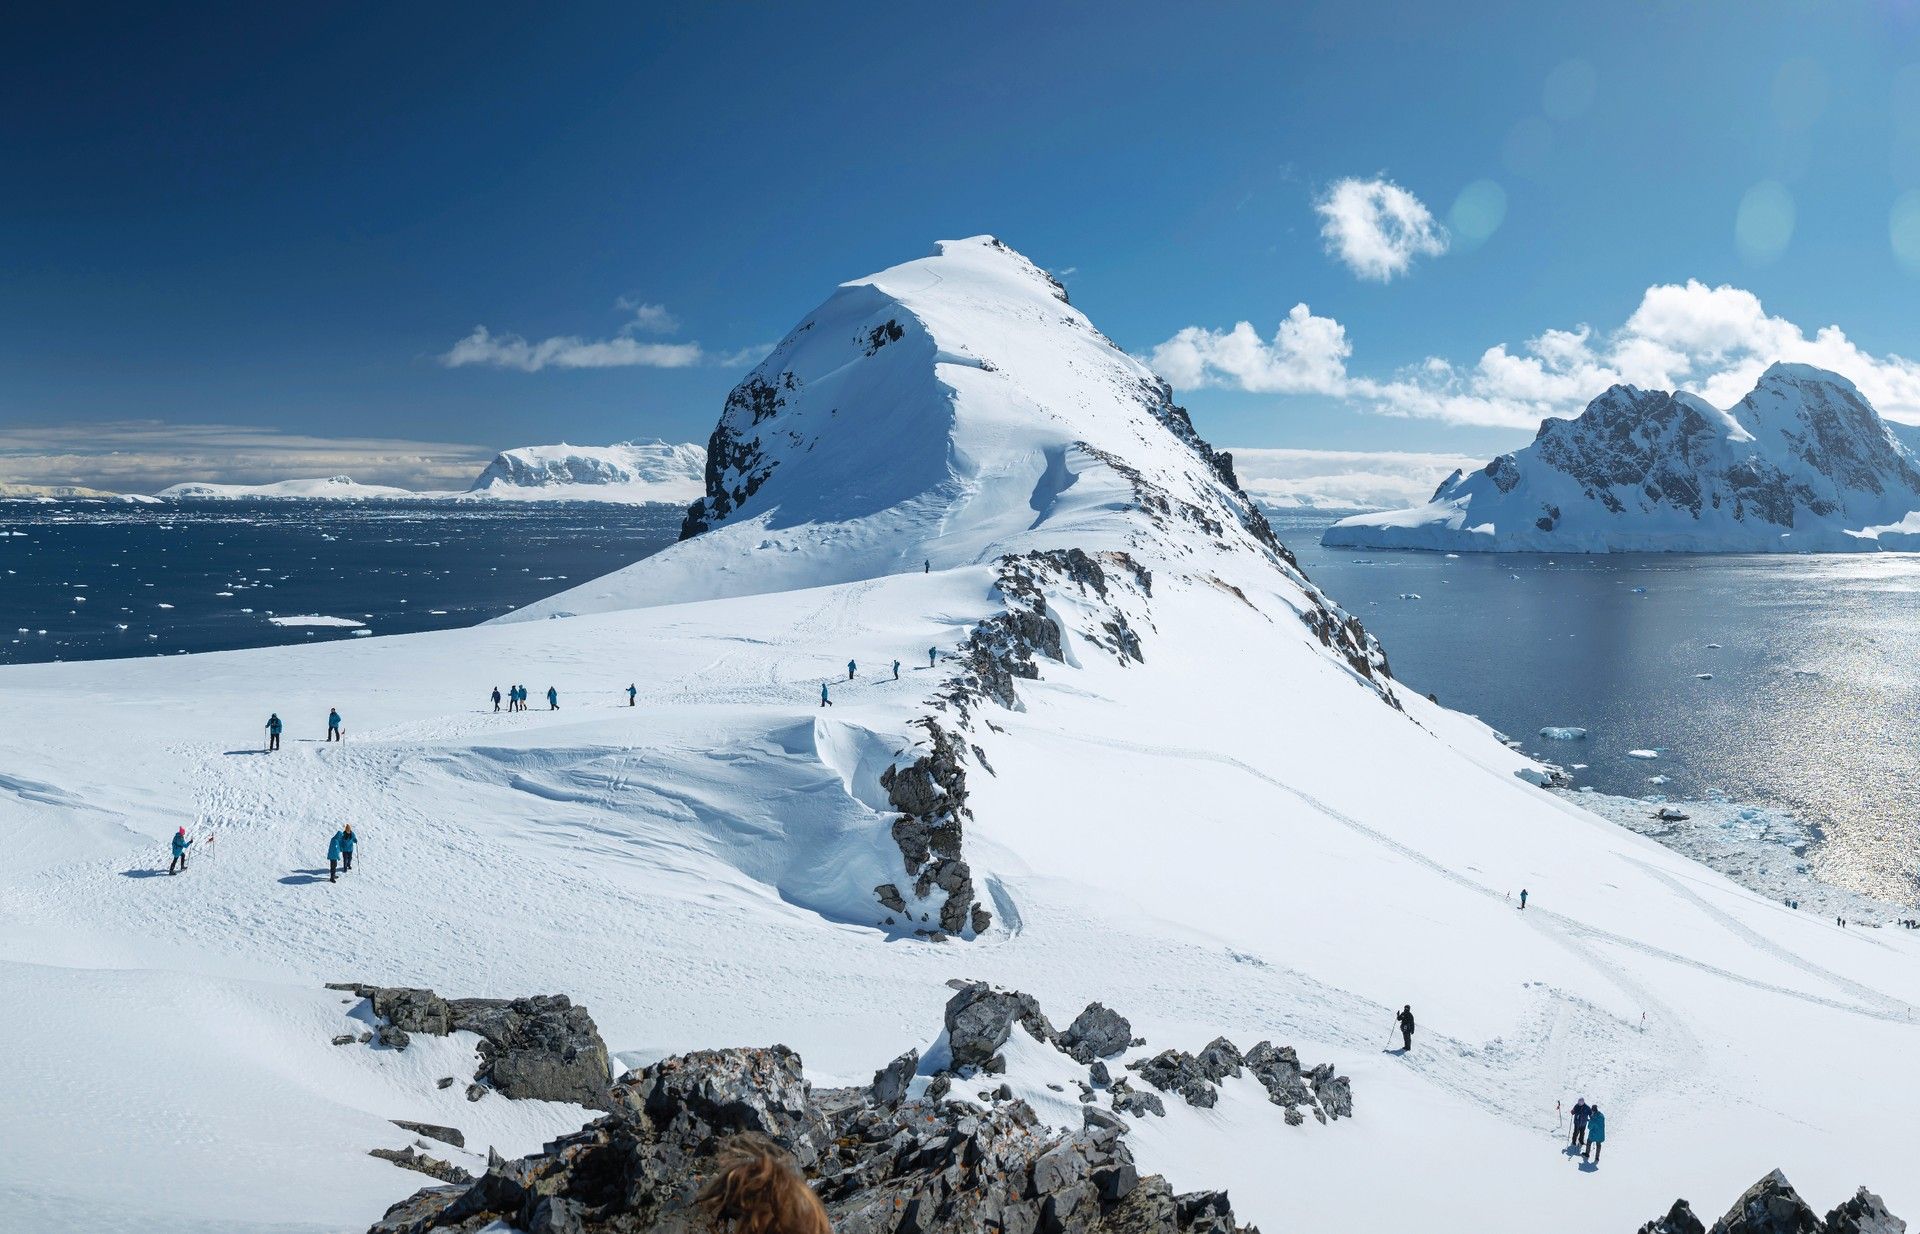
left=1325, top=363, right=1920, bottom=552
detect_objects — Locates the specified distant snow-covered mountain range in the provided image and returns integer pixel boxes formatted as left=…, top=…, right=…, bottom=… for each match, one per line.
left=146, top=440, right=708, bottom=505
left=1326, top=363, right=1920, bottom=552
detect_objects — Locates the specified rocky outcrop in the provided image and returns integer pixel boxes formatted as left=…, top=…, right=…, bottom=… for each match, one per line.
left=1636, top=1170, right=1904, bottom=1234
left=391, top=1121, right=464, bottom=1149
left=880, top=719, right=984, bottom=937
left=366, top=1044, right=1259, bottom=1234
left=330, top=983, right=611, bottom=1109
left=945, top=980, right=1058, bottom=1071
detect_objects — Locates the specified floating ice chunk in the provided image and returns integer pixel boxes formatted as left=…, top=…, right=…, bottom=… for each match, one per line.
left=1570, top=763, right=1589, bottom=770
left=1695, top=673, right=1713, bottom=680
left=267, top=614, right=366, bottom=628
left=1706, top=643, right=1723, bottom=649
left=1539, top=726, right=1588, bottom=740
left=351, top=629, right=372, bottom=637
left=1631, top=586, right=1647, bottom=594
left=157, top=603, right=174, bottom=609
left=1445, top=553, right=1460, bottom=559
left=1627, top=749, right=1660, bottom=759
left=1398, top=593, right=1422, bottom=600
left=1647, top=774, right=1670, bottom=785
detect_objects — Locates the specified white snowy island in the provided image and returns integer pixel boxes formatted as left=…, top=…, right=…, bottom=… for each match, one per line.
left=3, top=240, right=1916, bottom=1234
left=1325, top=364, right=1920, bottom=552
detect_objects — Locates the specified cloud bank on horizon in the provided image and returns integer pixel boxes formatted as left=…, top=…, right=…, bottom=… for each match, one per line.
left=0, top=422, right=492, bottom=493
left=1153, top=276, right=1920, bottom=429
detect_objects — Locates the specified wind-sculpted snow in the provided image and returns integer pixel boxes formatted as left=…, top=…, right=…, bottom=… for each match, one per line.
left=1327, top=363, right=1920, bottom=552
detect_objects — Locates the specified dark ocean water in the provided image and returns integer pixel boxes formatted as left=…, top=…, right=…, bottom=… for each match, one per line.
left=0, top=500, right=683, bottom=663
left=4, top=498, right=1913, bottom=900
left=1274, top=508, right=1920, bottom=902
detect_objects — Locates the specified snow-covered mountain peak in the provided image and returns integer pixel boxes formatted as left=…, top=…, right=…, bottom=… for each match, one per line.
left=504, top=237, right=1308, bottom=613
left=1328, top=363, right=1920, bottom=552
left=465, top=440, right=705, bottom=502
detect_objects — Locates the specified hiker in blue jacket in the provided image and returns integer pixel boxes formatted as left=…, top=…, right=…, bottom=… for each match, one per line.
left=546, top=686, right=559, bottom=710
left=326, top=708, right=342, bottom=742
left=1583, top=1105, right=1606, bottom=1163
left=892, top=659, right=901, bottom=680
left=1520, top=887, right=1530, bottom=910
left=847, top=659, right=856, bottom=680
left=820, top=682, right=832, bottom=708
left=265, top=712, right=283, bottom=751
left=627, top=683, right=637, bottom=707
left=169, top=827, right=192, bottom=875
left=339, top=824, right=357, bottom=872
left=327, top=829, right=345, bottom=883
left=928, top=646, right=936, bottom=668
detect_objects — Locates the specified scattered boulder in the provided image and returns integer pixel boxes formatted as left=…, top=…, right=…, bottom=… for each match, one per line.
left=330, top=984, right=612, bottom=1109
left=369, top=1146, right=471, bottom=1185
left=391, top=1120, right=464, bottom=1149
left=944, top=980, right=1056, bottom=1071
left=1108, top=1079, right=1167, bottom=1119
left=1824, top=1187, right=1906, bottom=1234
left=1711, top=1170, right=1823, bottom=1233
left=1059, top=1002, right=1133, bottom=1063
left=869, top=1048, right=918, bottom=1107
left=1637, top=1200, right=1707, bottom=1234
left=1194, top=1038, right=1243, bottom=1082
left=367, top=1044, right=1258, bottom=1234
left=1128, top=1050, right=1218, bottom=1109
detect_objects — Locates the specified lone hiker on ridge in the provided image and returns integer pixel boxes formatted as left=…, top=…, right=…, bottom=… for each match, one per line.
left=928, top=646, right=937, bottom=668
left=169, top=826, right=192, bottom=875
left=546, top=686, right=559, bottom=711
left=1395, top=1004, right=1415, bottom=1051
left=1569, top=1096, right=1592, bottom=1149
left=820, top=682, right=833, bottom=708
left=627, top=683, right=637, bottom=707
left=1520, top=887, right=1529, bottom=910
left=326, top=708, right=343, bottom=743
left=847, top=659, right=857, bottom=680
left=892, top=659, right=900, bottom=680
left=265, top=712, right=282, bottom=751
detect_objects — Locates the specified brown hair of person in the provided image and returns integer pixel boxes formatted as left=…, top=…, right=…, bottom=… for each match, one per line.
left=695, top=1133, right=833, bottom=1234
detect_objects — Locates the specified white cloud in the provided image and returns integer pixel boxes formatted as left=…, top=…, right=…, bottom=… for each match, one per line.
left=0, top=422, right=494, bottom=493
left=1315, top=177, right=1449, bottom=282
left=442, top=327, right=706, bottom=372
left=614, top=297, right=680, bottom=334
left=1153, top=279, right=1920, bottom=430
left=1149, top=304, right=1352, bottom=395
left=1225, top=447, right=1483, bottom=510
left=442, top=298, right=762, bottom=372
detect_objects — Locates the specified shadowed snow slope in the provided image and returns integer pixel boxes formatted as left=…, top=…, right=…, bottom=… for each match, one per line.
left=3, top=240, right=1918, bottom=1234
left=1326, top=363, right=1920, bottom=552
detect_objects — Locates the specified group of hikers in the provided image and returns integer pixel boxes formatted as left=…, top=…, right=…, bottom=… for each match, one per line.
left=821, top=646, right=938, bottom=707
left=260, top=710, right=339, bottom=749
left=492, top=684, right=558, bottom=712
left=1397, top=969, right=1610, bottom=1169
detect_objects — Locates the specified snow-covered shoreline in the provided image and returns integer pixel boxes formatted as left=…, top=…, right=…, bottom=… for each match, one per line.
left=1558, top=789, right=1909, bottom=924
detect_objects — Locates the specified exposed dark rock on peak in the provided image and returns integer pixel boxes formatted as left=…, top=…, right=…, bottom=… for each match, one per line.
left=1635, top=1169, right=1904, bottom=1234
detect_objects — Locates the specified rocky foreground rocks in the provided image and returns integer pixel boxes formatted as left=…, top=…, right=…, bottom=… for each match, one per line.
left=366, top=1042, right=1258, bottom=1234
left=1638, top=1169, right=1904, bottom=1234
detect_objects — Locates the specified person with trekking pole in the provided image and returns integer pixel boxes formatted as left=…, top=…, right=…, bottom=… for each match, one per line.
left=1583, top=1104, right=1606, bottom=1164
left=1570, top=1097, right=1592, bottom=1149
left=265, top=712, right=282, bottom=752
left=1394, top=1004, right=1415, bottom=1051
left=169, top=826, right=192, bottom=875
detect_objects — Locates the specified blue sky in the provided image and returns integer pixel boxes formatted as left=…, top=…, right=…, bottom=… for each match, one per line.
left=6, top=2, right=1920, bottom=488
